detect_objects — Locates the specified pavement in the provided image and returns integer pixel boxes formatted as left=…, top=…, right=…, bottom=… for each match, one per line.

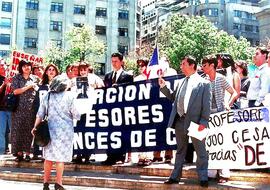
left=0, top=153, right=269, bottom=190
left=0, top=179, right=124, bottom=190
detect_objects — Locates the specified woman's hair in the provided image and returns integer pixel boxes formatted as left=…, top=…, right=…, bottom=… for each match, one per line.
left=216, top=53, right=234, bottom=68
left=18, top=60, right=32, bottom=74
left=41, top=63, right=59, bottom=85
left=235, top=60, right=248, bottom=77
left=137, top=59, right=149, bottom=67
left=49, top=75, right=70, bottom=93
left=202, top=54, right=218, bottom=69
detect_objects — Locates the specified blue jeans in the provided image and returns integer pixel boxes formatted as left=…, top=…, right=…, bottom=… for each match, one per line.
left=0, top=111, right=11, bottom=154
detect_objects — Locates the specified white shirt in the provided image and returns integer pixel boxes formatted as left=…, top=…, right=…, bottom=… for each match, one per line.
left=183, top=72, right=199, bottom=113
left=134, top=74, right=147, bottom=82
left=247, top=63, right=270, bottom=106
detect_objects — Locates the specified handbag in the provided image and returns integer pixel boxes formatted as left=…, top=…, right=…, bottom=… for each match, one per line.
left=4, top=92, right=19, bottom=112
left=34, top=92, right=51, bottom=147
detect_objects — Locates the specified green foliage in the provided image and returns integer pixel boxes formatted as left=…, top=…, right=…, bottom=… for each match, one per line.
left=44, top=25, right=105, bottom=72
left=158, top=15, right=254, bottom=70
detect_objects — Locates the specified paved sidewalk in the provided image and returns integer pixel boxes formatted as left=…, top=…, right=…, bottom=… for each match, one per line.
left=0, top=179, right=124, bottom=190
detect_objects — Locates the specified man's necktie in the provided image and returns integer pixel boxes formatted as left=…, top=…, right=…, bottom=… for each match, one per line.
left=112, top=72, right=117, bottom=84
left=177, top=77, right=189, bottom=117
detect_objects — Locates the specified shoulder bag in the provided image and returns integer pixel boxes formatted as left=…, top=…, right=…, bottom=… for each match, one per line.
left=34, top=92, right=51, bottom=147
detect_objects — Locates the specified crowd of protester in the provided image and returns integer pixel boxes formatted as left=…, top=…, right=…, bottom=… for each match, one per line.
left=0, top=46, right=270, bottom=189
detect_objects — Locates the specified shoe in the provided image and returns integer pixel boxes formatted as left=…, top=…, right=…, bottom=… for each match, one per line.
left=101, top=160, right=115, bottom=165
left=15, top=155, right=24, bottom=162
left=152, top=157, right=163, bottom=162
left=74, top=155, right=83, bottom=164
left=43, top=182, right=50, bottom=190
left=137, top=159, right=144, bottom=166
left=32, top=155, right=39, bottom=160
left=164, top=156, right=172, bottom=164
left=54, top=183, right=65, bottom=190
left=25, top=155, right=31, bottom=162
left=200, top=180, right=208, bottom=188
left=218, top=177, right=229, bottom=183
left=84, top=155, right=90, bottom=164
left=164, top=178, right=179, bottom=184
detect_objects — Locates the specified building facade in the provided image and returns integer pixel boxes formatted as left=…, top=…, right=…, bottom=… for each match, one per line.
left=141, top=0, right=261, bottom=46
left=0, top=0, right=138, bottom=74
left=0, top=0, right=17, bottom=58
left=256, top=0, right=270, bottom=43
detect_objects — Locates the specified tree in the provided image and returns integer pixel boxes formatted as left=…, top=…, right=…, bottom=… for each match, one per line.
left=44, top=25, right=105, bottom=72
left=124, top=43, right=155, bottom=76
left=44, top=41, right=66, bottom=71
left=158, top=15, right=254, bottom=70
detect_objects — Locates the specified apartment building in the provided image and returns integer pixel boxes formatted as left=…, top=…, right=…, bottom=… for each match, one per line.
left=0, top=0, right=17, bottom=58
left=0, top=0, right=138, bottom=74
left=256, top=0, right=270, bottom=43
left=141, top=0, right=260, bottom=46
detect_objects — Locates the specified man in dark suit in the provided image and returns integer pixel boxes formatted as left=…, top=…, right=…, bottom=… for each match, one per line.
left=159, top=56, right=211, bottom=188
left=102, top=52, right=133, bottom=165
left=104, top=53, right=133, bottom=88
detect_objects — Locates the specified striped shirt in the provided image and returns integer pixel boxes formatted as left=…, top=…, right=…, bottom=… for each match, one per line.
left=207, top=73, right=231, bottom=112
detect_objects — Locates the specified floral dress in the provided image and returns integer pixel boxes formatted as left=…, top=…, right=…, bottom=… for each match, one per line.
left=11, top=74, right=38, bottom=154
left=37, top=91, right=80, bottom=162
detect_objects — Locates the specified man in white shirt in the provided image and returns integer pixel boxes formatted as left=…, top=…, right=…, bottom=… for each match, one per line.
left=159, top=56, right=211, bottom=188
left=247, top=47, right=270, bottom=107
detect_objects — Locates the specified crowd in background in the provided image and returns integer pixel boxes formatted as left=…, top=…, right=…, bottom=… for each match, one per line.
left=0, top=47, right=270, bottom=188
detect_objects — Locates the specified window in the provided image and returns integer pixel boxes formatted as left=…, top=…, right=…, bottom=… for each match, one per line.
left=74, top=23, right=84, bottom=27
left=119, top=0, right=129, bottom=3
left=0, top=34, right=10, bottom=45
left=95, top=63, right=105, bottom=75
left=2, top=2, right=12, bottom=12
left=25, top=18, right=37, bottom=28
left=245, top=25, right=253, bottom=32
left=200, top=8, right=218, bottom=17
left=0, top=50, right=9, bottom=57
left=234, top=10, right=242, bottom=18
left=0, top=18, right=11, bottom=28
left=50, top=21, right=62, bottom=31
left=245, top=12, right=253, bottom=20
left=95, top=25, right=106, bottom=35
left=24, top=37, right=37, bottom=48
left=118, top=28, right=128, bottom=37
left=119, top=10, right=129, bottom=19
left=51, top=39, right=62, bottom=47
left=51, top=2, right=63, bottom=13
left=256, top=26, right=259, bottom=33
left=118, top=45, right=128, bottom=55
left=233, top=23, right=241, bottom=30
left=26, top=0, right=39, bottom=10
left=74, top=5, right=85, bottom=14
left=96, top=7, right=107, bottom=17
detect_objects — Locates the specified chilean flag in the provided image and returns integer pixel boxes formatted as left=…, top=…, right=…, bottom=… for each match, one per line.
left=143, top=46, right=163, bottom=79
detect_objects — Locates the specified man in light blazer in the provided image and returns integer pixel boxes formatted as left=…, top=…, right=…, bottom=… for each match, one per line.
left=159, top=56, right=211, bottom=188
left=103, top=52, right=133, bottom=165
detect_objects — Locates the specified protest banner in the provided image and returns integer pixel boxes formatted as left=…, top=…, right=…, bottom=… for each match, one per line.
left=73, top=75, right=180, bottom=155
left=207, top=107, right=270, bottom=169
left=72, top=75, right=270, bottom=169
left=9, top=50, right=43, bottom=78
